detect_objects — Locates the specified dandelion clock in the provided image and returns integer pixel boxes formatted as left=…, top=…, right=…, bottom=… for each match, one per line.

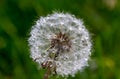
left=28, top=12, right=92, bottom=79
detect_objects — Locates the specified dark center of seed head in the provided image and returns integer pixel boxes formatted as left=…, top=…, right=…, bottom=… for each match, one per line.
left=50, top=32, right=72, bottom=54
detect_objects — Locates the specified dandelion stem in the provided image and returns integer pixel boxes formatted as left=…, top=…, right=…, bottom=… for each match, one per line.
left=43, top=66, right=51, bottom=79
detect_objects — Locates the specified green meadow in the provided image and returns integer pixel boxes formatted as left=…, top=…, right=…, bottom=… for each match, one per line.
left=0, top=0, right=120, bottom=79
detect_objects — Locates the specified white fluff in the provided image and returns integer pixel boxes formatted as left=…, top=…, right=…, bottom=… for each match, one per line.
left=28, top=12, right=92, bottom=77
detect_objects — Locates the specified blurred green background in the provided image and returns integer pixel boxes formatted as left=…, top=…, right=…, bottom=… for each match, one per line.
left=0, top=0, right=120, bottom=79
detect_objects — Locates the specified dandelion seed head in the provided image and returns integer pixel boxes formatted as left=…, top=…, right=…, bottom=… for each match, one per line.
left=28, top=12, right=92, bottom=77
